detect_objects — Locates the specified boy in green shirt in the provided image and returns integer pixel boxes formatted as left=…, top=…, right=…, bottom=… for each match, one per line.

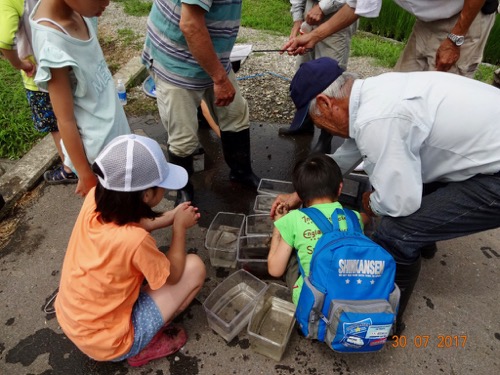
left=268, top=153, right=367, bottom=304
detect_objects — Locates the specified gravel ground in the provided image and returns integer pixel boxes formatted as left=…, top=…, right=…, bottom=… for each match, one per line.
left=98, top=2, right=392, bottom=124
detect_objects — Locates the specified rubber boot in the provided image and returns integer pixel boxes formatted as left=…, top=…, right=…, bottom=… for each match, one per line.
left=167, top=151, right=194, bottom=206
left=220, top=129, right=260, bottom=189
left=392, top=257, right=422, bottom=337
left=310, top=128, right=333, bottom=154
left=420, top=243, right=438, bottom=259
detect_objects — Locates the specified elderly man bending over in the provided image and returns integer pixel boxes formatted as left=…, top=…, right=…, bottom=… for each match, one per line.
left=272, top=57, right=500, bottom=336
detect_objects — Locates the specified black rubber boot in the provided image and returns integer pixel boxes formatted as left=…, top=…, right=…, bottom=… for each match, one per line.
left=167, top=151, right=194, bottom=206
left=311, top=129, right=333, bottom=154
left=278, top=115, right=314, bottom=136
left=392, top=257, right=422, bottom=337
left=420, top=243, right=438, bottom=259
left=220, top=129, right=260, bottom=189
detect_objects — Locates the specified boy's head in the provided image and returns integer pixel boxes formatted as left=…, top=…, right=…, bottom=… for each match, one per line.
left=292, top=153, right=343, bottom=207
left=94, top=134, right=187, bottom=192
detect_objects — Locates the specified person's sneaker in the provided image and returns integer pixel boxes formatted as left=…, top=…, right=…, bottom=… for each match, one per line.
left=43, top=165, right=78, bottom=185
left=127, top=324, right=187, bottom=367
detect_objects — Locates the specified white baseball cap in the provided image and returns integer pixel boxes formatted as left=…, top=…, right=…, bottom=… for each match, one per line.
left=94, top=134, right=188, bottom=192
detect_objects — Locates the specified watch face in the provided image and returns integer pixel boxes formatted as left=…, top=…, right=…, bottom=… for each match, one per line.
left=449, top=33, right=465, bottom=46
left=456, top=36, right=465, bottom=46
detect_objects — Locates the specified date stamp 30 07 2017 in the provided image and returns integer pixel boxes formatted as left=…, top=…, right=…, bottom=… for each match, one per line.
left=390, top=335, right=468, bottom=348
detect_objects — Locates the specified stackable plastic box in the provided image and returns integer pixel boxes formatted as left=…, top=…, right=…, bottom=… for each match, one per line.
left=245, top=214, right=274, bottom=237
left=257, top=178, right=294, bottom=196
left=338, top=172, right=371, bottom=211
left=237, top=235, right=271, bottom=277
left=253, top=194, right=276, bottom=214
left=203, top=270, right=268, bottom=342
left=205, top=212, right=245, bottom=268
left=247, top=283, right=296, bottom=361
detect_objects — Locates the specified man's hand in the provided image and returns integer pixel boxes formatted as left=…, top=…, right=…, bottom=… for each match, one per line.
left=280, top=33, right=317, bottom=56
left=213, top=75, right=235, bottom=106
left=362, top=191, right=376, bottom=217
left=306, top=4, right=324, bottom=25
left=435, top=38, right=460, bottom=72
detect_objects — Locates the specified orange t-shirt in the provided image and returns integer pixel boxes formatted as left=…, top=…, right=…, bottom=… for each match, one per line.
left=55, top=188, right=170, bottom=361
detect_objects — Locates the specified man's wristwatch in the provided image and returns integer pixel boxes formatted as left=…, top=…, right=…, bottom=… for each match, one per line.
left=447, top=33, right=465, bottom=47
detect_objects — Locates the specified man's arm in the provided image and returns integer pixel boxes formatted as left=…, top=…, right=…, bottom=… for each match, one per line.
left=179, top=4, right=235, bottom=106
left=435, top=0, right=486, bottom=72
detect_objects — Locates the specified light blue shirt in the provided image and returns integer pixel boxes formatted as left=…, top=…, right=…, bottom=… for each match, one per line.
left=30, top=3, right=130, bottom=171
left=331, top=71, right=500, bottom=217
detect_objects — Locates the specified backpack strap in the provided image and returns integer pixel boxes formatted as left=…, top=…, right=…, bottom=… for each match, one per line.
left=299, top=207, right=363, bottom=235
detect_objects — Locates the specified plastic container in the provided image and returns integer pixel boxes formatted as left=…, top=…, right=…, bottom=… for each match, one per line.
left=248, top=283, right=296, bottom=361
left=338, top=172, right=371, bottom=211
left=203, top=270, right=268, bottom=342
left=299, top=21, right=312, bottom=34
left=245, top=214, right=274, bottom=237
left=116, top=79, right=127, bottom=105
left=237, top=235, right=271, bottom=277
left=253, top=194, right=276, bottom=214
left=205, top=212, right=245, bottom=268
left=257, top=179, right=294, bottom=197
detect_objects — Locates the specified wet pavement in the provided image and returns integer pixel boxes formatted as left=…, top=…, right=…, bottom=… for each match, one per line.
left=0, top=116, right=499, bottom=375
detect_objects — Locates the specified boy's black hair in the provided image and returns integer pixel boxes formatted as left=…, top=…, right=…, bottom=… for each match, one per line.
left=292, top=152, right=343, bottom=207
left=92, top=163, right=161, bottom=225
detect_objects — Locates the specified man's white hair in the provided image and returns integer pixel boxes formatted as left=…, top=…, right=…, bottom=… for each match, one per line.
left=309, top=72, right=359, bottom=117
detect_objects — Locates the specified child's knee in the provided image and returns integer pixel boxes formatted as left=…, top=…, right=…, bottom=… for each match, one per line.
left=185, top=254, right=206, bottom=283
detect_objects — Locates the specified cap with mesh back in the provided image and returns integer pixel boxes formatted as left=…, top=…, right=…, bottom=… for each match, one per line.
left=94, top=134, right=188, bottom=192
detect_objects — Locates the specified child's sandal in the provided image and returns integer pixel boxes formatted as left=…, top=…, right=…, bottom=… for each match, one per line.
left=43, top=165, right=78, bottom=185
left=127, top=324, right=187, bottom=367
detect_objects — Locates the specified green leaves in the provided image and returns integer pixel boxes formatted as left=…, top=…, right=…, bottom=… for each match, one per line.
left=0, top=58, right=44, bottom=160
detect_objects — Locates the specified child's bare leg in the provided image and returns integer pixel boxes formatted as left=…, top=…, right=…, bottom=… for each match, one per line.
left=50, top=130, right=73, bottom=174
left=145, top=254, right=206, bottom=323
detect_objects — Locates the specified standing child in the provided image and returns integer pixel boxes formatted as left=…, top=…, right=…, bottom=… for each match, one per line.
left=29, top=0, right=131, bottom=196
left=268, top=153, right=367, bottom=305
left=0, top=0, right=77, bottom=183
left=55, top=134, right=206, bottom=367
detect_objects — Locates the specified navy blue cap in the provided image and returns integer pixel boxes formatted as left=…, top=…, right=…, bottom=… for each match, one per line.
left=289, top=57, right=344, bottom=131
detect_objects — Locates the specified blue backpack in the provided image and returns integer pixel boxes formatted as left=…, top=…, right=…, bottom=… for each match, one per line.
left=296, top=207, right=400, bottom=353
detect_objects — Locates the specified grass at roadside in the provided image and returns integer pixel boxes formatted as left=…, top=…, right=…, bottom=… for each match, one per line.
left=0, top=58, right=44, bottom=159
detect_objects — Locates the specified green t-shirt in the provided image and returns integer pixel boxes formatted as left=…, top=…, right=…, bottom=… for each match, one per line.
left=274, top=202, right=364, bottom=304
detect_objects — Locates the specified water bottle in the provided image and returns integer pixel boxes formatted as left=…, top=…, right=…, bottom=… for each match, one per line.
left=116, top=79, right=127, bottom=106
left=300, top=21, right=312, bottom=35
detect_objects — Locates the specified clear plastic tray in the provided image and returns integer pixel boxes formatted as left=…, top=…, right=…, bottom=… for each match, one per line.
left=257, top=178, right=294, bottom=196
left=248, top=283, right=296, bottom=361
left=203, top=270, right=267, bottom=342
left=245, top=214, right=274, bottom=236
left=205, top=212, right=245, bottom=268
left=253, top=194, right=276, bottom=214
left=237, top=236, right=271, bottom=277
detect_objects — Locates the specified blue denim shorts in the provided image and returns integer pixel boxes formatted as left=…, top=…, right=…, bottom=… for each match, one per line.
left=25, top=90, right=58, bottom=133
left=112, top=291, right=164, bottom=361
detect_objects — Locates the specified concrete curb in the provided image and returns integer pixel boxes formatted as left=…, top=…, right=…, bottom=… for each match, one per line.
left=0, top=57, right=147, bottom=219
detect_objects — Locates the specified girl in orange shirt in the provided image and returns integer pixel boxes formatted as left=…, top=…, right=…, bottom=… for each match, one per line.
left=55, top=134, right=206, bottom=367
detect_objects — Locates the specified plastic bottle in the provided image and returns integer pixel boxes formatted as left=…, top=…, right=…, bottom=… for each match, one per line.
left=116, top=79, right=127, bottom=106
left=300, top=21, right=312, bottom=35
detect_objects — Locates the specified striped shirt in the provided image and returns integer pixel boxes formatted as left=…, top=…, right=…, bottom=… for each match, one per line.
left=142, top=0, right=241, bottom=90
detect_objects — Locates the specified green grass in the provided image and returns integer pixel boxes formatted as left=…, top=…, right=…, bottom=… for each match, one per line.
left=241, top=0, right=291, bottom=35
left=113, top=0, right=152, bottom=17
left=351, top=33, right=405, bottom=68
left=0, top=58, right=44, bottom=160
